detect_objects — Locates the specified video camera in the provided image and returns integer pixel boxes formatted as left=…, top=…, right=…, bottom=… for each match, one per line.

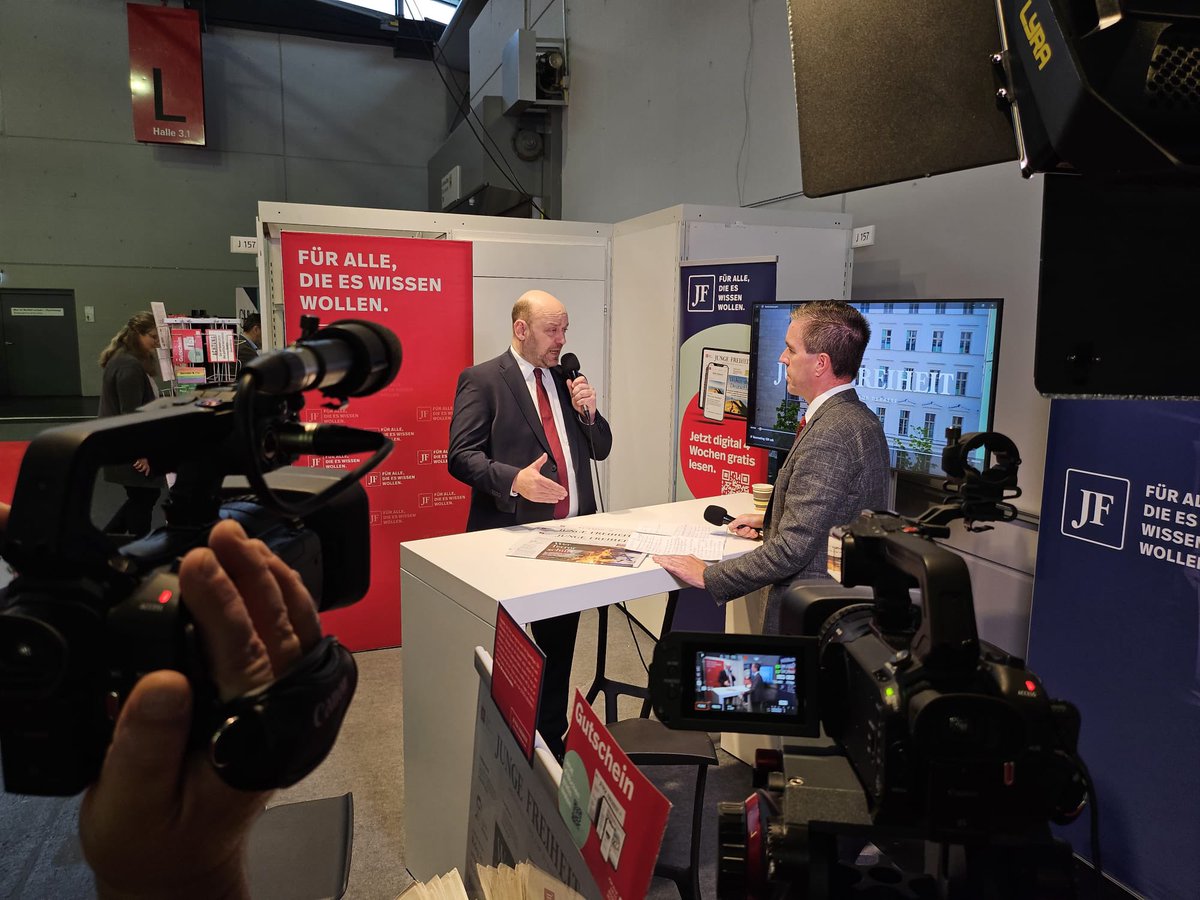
left=650, top=430, right=1092, bottom=897
left=0, top=316, right=400, bottom=796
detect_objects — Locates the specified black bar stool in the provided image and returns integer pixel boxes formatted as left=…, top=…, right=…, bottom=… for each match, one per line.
left=584, top=589, right=719, bottom=899
left=585, top=590, right=681, bottom=722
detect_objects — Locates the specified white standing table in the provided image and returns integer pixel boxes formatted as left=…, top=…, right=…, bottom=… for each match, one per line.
left=399, top=493, right=757, bottom=881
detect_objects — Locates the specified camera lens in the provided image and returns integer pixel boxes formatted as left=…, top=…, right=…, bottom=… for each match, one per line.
left=0, top=613, right=68, bottom=695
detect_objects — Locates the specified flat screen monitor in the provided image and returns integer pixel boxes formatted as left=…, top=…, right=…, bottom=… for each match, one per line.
left=746, top=300, right=1002, bottom=477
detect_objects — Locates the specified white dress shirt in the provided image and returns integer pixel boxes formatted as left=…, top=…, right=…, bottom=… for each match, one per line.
left=509, top=346, right=580, bottom=517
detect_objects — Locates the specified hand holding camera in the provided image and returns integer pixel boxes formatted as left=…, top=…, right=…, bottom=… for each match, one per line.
left=80, top=518, right=319, bottom=900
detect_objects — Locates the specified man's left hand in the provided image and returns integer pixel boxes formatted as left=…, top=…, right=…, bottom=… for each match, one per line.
left=654, top=554, right=708, bottom=589
left=566, top=376, right=596, bottom=421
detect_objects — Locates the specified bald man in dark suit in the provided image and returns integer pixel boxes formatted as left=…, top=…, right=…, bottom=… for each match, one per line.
left=656, top=300, right=890, bottom=632
left=448, top=290, right=613, bottom=758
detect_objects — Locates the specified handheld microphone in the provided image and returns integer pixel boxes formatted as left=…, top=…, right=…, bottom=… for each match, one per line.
left=244, top=319, right=402, bottom=400
left=704, top=504, right=762, bottom=536
left=559, top=352, right=581, bottom=381
left=558, top=352, right=592, bottom=423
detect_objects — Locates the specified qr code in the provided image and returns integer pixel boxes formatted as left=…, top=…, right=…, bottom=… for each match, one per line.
left=721, top=470, right=750, bottom=494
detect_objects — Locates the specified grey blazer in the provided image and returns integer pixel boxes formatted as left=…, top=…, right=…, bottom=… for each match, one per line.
left=447, top=350, right=613, bottom=531
left=704, top=388, right=890, bottom=611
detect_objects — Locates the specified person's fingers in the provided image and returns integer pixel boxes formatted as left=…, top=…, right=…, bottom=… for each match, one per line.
left=179, top=544, right=274, bottom=701
left=207, top=521, right=304, bottom=676
left=81, top=671, right=192, bottom=836
left=266, top=554, right=322, bottom=653
left=527, top=452, right=548, bottom=470
left=534, top=475, right=567, bottom=500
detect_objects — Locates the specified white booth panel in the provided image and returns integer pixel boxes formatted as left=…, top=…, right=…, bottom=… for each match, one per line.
left=468, top=237, right=609, bottom=281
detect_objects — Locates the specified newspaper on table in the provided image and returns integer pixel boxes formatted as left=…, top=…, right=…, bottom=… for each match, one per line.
left=476, top=862, right=585, bottom=900
left=507, top=527, right=647, bottom=568
left=396, top=862, right=582, bottom=900
left=507, top=521, right=731, bottom=565
left=395, top=867, right=467, bottom=899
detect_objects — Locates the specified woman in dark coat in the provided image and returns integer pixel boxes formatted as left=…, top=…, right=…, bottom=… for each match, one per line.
left=98, top=311, right=165, bottom=537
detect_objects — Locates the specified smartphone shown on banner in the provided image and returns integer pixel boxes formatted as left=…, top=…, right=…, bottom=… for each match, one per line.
left=703, top=362, right=729, bottom=421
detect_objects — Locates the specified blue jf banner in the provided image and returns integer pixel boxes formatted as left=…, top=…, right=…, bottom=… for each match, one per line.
left=1032, top=399, right=1200, bottom=899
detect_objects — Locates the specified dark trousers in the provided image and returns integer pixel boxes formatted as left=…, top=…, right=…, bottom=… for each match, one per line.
left=531, top=610, right=581, bottom=760
left=103, top=485, right=160, bottom=538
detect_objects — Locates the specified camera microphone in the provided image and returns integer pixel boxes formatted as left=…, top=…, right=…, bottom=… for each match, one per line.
left=705, top=504, right=762, bottom=536
left=245, top=319, right=402, bottom=400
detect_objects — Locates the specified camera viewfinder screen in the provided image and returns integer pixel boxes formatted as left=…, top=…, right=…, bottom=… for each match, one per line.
left=693, top=652, right=799, bottom=717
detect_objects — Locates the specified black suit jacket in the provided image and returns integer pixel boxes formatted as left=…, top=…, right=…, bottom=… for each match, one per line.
left=448, top=350, right=613, bottom=531
left=236, top=338, right=259, bottom=368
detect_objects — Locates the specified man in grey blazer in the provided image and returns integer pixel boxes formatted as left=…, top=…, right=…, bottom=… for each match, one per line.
left=656, top=300, right=889, bottom=632
left=448, top=290, right=613, bottom=758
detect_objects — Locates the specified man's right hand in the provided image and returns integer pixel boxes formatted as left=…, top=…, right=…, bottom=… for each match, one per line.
left=511, top=452, right=568, bottom=503
left=728, top=513, right=765, bottom=540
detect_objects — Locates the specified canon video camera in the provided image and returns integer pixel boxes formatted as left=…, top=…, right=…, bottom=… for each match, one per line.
left=0, top=316, right=400, bottom=796
left=650, top=430, right=1092, bottom=897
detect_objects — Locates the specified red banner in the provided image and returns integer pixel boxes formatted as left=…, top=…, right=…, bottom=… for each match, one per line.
left=280, top=232, right=473, bottom=649
left=558, top=690, right=670, bottom=900
left=127, top=4, right=206, bottom=146
left=0, top=442, right=29, bottom=506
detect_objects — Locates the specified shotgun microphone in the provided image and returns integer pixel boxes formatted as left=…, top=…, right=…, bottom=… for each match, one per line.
left=244, top=319, right=402, bottom=400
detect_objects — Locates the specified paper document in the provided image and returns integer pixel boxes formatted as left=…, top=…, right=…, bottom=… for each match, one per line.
left=625, top=523, right=728, bottom=559
left=625, top=532, right=727, bottom=559
left=629, top=521, right=674, bottom=536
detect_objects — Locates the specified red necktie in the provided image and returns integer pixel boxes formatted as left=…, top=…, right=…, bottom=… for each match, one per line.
left=535, top=368, right=571, bottom=519
left=792, top=415, right=807, bottom=447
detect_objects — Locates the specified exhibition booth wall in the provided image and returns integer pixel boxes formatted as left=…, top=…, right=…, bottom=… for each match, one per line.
left=253, top=201, right=856, bottom=649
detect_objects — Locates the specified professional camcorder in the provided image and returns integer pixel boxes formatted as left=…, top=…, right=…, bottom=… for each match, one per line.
left=0, top=316, right=400, bottom=796
left=651, top=431, right=1092, bottom=898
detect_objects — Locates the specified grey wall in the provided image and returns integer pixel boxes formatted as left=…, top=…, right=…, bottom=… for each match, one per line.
left=0, top=0, right=446, bottom=396
left=547, top=0, right=1049, bottom=514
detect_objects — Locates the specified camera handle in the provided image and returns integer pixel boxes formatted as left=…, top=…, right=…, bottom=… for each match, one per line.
left=206, top=635, right=357, bottom=790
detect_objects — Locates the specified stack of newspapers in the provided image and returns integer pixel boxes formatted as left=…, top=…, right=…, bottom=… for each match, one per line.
left=397, top=863, right=583, bottom=900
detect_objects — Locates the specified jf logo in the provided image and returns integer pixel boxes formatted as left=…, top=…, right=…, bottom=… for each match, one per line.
left=1061, top=468, right=1129, bottom=550
left=687, top=274, right=717, bottom=313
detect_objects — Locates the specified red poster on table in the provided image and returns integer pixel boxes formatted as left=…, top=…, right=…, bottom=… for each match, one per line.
left=491, top=603, right=546, bottom=762
left=280, top=231, right=473, bottom=649
left=558, top=690, right=670, bottom=900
